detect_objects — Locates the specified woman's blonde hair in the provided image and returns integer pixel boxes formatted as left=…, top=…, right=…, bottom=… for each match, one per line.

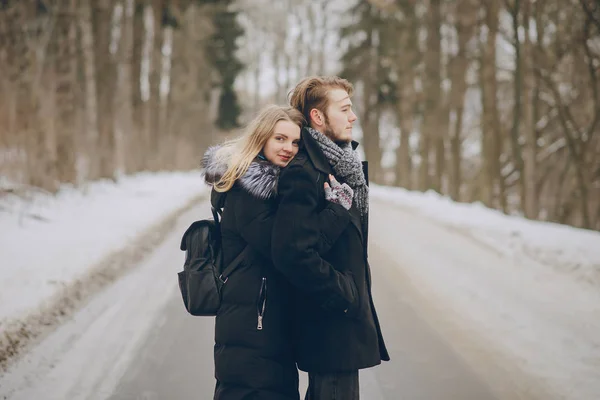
left=212, top=105, right=305, bottom=192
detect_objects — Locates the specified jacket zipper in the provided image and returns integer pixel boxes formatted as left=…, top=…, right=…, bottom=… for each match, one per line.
left=257, top=277, right=267, bottom=330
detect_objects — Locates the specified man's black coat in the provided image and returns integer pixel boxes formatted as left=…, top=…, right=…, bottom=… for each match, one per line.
left=271, top=128, right=390, bottom=373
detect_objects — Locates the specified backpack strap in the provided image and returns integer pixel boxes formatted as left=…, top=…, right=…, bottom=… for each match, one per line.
left=211, top=206, right=223, bottom=233
left=219, top=245, right=250, bottom=283
left=210, top=188, right=227, bottom=231
left=210, top=188, right=251, bottom=283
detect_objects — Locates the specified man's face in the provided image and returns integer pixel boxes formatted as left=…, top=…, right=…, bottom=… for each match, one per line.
left=322, top=89, right=357, bottom=143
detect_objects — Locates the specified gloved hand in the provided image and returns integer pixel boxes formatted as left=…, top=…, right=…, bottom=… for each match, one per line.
left=324, top=174, right=353, bottom=210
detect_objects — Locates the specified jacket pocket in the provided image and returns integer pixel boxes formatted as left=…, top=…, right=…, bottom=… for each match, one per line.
left=343, top=272, right=362, bottom=318
left=256, top=277, right=267, bottom=330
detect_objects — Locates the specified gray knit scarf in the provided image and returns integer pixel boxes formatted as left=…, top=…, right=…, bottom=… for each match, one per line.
left=306, top=127, right=369, bottom=219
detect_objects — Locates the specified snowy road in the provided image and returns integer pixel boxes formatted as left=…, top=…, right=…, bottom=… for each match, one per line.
left=1, top=198, right=596, bottom=399
left=106, top=234, right=496, bottom=400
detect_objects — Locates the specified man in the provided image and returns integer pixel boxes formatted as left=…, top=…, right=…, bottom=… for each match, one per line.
left=271, top=76, right=389, bottom=400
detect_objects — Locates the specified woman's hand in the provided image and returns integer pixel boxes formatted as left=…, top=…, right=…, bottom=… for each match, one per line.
left=324, top=174, right=353, bottom=210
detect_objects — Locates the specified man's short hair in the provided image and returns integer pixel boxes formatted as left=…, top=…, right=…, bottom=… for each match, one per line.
left=289, top=76, right=354, bottom=125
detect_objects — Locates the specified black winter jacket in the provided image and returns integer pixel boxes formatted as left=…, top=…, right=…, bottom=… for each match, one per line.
left=202, top=148, right=352, bottom=400
left=271, top=128, right=390, bottom=373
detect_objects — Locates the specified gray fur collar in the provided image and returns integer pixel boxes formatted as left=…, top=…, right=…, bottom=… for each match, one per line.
left=201, top=145, right=280, bottom=200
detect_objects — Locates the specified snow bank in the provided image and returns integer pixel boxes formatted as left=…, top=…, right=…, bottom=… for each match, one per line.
left=0, top=172, right=207, bottom=325
left=370, top=185, right=600, bottom=286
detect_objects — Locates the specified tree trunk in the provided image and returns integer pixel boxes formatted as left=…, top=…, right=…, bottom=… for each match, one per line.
left=448, top=1, right=477, bottom=200
left=394, top=4, right=421, bottom=189
left=167, top=2, right=214, bottom=168
left=115, top=0, right=135, bottom=174
left=479, top=0, right=501, bottom=208
left=522, top=0, right=538, bottom=218
left=131, top=0, right=146, bottom=171
left=159, top=26, right=173, bottom=168
left=7, top=3, right=57, bottom=191
left=449, top=108, right=463, bottom=200
left=436, top=104, right=449, bottom=194
left=166, top=19, right=185, bottom=169
left=79, top=0, right=100, bottom=181
left=395, top=86, right=413, bottom=189
left=148, top=0, right=164, bottom=170
left=508, top=0, right=525, bottom=212
left=548, top=80, right=591, bottom=228
left=93, top=0, right=118, bottom=180
left=361, top=81, right=381, bottom=183
left=54, top=0, right=79, bottom=185
left=361, top=28, right=383, bottom=184
left=420, top=0, right=442, bottom=192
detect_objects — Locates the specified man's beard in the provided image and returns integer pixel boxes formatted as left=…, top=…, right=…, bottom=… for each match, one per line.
left=322, top=115, right=350, bottom=145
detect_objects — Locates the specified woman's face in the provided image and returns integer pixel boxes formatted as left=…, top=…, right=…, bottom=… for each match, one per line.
left=263, top=120, right=301, bottom=167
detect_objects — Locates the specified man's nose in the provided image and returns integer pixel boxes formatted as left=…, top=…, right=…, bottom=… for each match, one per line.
left=349, top=111, right=357, bottom=123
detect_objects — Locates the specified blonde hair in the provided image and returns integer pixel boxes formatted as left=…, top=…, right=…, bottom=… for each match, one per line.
left=212, top=105, right=305, bottom=192
left=288, top=76, right=354, bottom=124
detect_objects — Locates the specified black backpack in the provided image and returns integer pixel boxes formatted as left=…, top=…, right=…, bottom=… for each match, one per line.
left=177, top=190, right=248, bottom=316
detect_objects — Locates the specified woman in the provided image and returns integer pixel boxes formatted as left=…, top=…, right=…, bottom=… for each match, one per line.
left=202, top=105, right=354, bottom=400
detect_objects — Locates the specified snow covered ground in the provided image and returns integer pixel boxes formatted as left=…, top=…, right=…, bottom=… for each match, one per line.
left=1, top=173, right=599, bottom=399
left=369, top=186, right=600, bottom=400
left=371, top=185, right=600, bottom=287
left=0, top=172, right=207, bottom=369
left=0, top=172, right=206, bottom=325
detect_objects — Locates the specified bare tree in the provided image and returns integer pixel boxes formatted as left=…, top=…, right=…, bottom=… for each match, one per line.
left=130, top=0, right=147, bottom=171
left=479, top=0, right=505, bottom=209
left=419, top=0, right=442, bottom=192
left=147, top=0, right=165, bottom=170
left=448, top=0, right=478, bottom=201
left=1, top=2, right=58, bottom=191
left=114, top=0, right=135, bottom=174
left=79, top=0, right=100, bottom=181
left=521, top=0, right=538, bottom=218
left=393, top=4, right=420, bottom=190
left=54, top=0, right=78, bottom=184
left=92, top=0, right=118, bottom=180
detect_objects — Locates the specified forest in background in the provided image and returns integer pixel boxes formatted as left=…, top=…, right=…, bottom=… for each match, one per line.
left=1, top=0, right=599, bottom=230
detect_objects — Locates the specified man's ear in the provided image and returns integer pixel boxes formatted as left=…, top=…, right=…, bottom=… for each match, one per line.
left=309, top=108, right=325, bottom=128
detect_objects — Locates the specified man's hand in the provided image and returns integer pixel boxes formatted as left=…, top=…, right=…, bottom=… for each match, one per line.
left=324, top=174, right=353, bottom=210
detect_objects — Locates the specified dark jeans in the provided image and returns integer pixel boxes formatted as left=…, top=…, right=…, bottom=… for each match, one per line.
left=304, top=370, right=359, bottom=400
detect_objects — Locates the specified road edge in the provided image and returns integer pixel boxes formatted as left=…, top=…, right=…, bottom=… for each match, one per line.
left=0, top=193, right=205, bottom=373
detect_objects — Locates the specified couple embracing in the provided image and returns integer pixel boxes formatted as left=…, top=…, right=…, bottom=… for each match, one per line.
left=201, top=76, right=389, bottom=400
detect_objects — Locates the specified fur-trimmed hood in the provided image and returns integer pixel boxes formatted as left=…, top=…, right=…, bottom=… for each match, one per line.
left=201, top=145, right=280, bottom=200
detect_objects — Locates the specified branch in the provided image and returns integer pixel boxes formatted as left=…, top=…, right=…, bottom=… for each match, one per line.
left=539, top=71, right=582, bottom=161
left=537, top=136, right=567, bottom=163
left=582, top=17, right=600, bottom=150
left=503, top=0, right=516, bottom=14
left=536, top=150, right=563, bottom=195
left=551, top=156, right=573, bottom=221
left=578, top=0, right=600, bottom=33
